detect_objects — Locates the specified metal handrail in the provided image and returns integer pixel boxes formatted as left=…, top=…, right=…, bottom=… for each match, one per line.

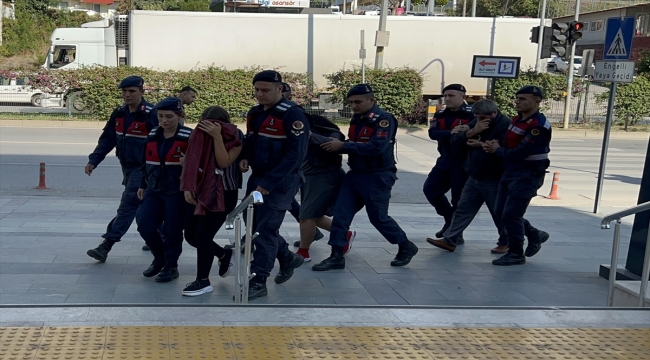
left=601, top=200, right=650, bottom=307
left=225, top=191, right=264, bottom=304
left=601, top=201, right=650, bottom=229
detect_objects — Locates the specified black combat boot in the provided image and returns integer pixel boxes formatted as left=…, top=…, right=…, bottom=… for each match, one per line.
left=435, top=217, right=452, bottom=238
left=274, top=252, right=305, bottom=284
left=86, top=239, right=115, bottom=263
left=525, top=230, right=550, bottom=257
left=155, top=267, right=179, bottom=283
left=142, top=260, right=164, bottom=277
left=492, top=253, right=526, bottom=266
left=391, top=240, right=419, bottom=267
left=312, top=246, right=345, bottom=271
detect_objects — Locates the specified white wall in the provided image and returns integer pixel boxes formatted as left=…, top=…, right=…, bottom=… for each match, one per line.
left=129, top=11, right=544, bottom=96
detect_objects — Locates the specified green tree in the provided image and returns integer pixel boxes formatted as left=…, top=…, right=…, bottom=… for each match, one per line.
left=638, top=50, right=650, bottom=76
left=597, top=75, right=650, bottom=130
left=451, top=0, right=563, bottom=18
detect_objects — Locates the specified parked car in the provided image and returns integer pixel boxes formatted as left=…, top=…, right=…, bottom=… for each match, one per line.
left=547, top=56, right=594, bottom=75
left=0, top=77, right=44, bottom=107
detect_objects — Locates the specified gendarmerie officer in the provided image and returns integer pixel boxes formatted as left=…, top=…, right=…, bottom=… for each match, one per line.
left=423, top=84, right=474, bottom=241
left=238, top=70, right=309, bottom=300
left=85, top=76, right=157, bottom=262
left=483, top=86, right=551, bottom=266
left=136, top=97, right=191, bottom=282
left=313, top=84, right=418, bottom=271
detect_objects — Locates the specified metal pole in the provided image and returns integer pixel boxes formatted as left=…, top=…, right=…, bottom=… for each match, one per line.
left=471, top=0, right=476, bottom=17
left=462, top=0, right=467, bottom=17
left=374, top=0, right=389, bottom=69
left=343, top=0, right=346, bottom=14
left=535, top=0, right=548, bottom=72
left=594, top=82, right=617, bottom=214
left=242, top=204, right=255, bottom=305
left=582, top=82, right=590, bottom=120
left=561, top=0, right=581, bottom=128
left=607, top=220, right=622, bottom=307
left=361, top=30, right=366, bottom=83
left=233, top=215, right=242, bottom=304
left=639, top=218, right=650, bottom=307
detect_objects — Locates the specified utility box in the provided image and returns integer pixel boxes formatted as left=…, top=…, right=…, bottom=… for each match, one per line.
left=375, top=31, right=390, bottom=47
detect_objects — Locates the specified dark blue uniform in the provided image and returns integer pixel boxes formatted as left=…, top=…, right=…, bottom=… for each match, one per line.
left=494, top=111, right=551, bottom=258
left=423, top=103, right=474, bottom=230
left=242, top=98, right=309, bottom=283
left=328, top=105, right=408, bottom=248
left=88, top=99, right=157, bottom=243
left=136, top=125, right=192, bottom=269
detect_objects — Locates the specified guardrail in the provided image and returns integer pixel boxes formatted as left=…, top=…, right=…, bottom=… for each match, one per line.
left=225, top=191, right=264, bottom=304
left=601, top=201, right=650, bottom=307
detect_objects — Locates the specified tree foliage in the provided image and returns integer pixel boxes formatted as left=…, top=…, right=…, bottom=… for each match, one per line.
left=597, top=75, right=650, bottom=129
left=451, top=0, right=563, bottom=17
left=116, top=0, right=210, bottom=14
left=638, top=50, right=650, bottom=76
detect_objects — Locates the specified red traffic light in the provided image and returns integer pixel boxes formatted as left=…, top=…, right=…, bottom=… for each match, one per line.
left=572, top=22, right=584, bottom=31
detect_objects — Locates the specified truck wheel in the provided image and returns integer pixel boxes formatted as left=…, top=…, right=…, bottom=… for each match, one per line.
left=31, top=94, right=42, bottom=107
left=69, top=92, right=85, bottom=112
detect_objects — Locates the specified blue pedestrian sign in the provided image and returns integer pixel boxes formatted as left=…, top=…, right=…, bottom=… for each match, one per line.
left=603, top=17, right=635, bottom=60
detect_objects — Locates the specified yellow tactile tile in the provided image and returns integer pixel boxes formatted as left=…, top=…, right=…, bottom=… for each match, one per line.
left=102, top=346, right=169, bottom=360
left=40, top=327, right=106, bottom=347
left=33, top=346, right=103, bottom=360
left=233, top=345, right=302, bottom=359
left=170, top=346, right=236, bottom=359
left=0, top=325, right=648, bottom=360
left=0, top=327, right=44, bottom=348
left=105, top=326, right=168, bottom=347
left=0, top=347, right=38, bottom=360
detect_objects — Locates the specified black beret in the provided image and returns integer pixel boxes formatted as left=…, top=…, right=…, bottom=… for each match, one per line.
left=153, top=97, right=183, bottom=111
left=346, top=84, right=373, bottom=98
left=118, top=76, right=144, bottom=89
left=282, top=82, right=292, bottom=93
left=443, top=84, right=466, bottom=93
left=253, top=70, right=282, bottom=84
left=516, top=85, right=544, bottom=99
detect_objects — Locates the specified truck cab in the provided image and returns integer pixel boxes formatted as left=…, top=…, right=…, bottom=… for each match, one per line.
left=44, top=19, right=119, bottom=70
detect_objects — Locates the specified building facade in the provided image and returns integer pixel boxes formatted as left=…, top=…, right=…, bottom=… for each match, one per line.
left=56, top=0, right=115, bottom=19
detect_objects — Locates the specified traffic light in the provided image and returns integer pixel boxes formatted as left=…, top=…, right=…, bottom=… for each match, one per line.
left=551, top=22, right=569, bottom=58
left=531, top=26, right=540, bottom=43
left=568, top=21, right=584, bottom=45
left=540, top=26, right=553, bottom=58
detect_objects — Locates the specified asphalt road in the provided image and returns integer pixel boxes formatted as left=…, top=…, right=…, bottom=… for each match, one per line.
left=0, top=126, right=647, bottom=207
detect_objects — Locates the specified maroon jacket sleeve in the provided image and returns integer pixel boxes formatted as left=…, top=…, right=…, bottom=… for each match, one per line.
left=180, top=129, right=205, bottom=192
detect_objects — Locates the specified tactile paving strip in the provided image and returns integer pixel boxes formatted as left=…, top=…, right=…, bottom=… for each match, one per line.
left=0, top=326, right=648, bottom=360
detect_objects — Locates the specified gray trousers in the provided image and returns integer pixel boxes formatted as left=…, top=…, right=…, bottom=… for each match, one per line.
left=443, top=177, right=507, bottom=246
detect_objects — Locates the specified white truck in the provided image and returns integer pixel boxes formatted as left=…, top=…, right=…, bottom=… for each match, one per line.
left=44, top=11, right=547, bottom=99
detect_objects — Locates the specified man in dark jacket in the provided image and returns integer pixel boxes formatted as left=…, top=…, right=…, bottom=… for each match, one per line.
left=426, top=99, right=510, bottom=252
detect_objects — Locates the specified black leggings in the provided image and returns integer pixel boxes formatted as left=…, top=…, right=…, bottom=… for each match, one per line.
left=184, top=190, right=239, bottom=279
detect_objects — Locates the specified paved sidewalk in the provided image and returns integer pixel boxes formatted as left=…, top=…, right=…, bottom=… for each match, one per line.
left=0, top=195, right=632, bottom=307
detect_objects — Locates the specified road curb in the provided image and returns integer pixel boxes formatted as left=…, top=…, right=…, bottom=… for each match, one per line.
left=1, top=119, right=649, bottom=139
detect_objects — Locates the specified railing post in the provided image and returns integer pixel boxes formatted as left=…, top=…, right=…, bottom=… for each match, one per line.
left=607, top=220, right=622, bottom=307
left=638, top=218, right=650, bottom=307
left=233, top=215, right=242, bottom=304
left=242, top=203, right=257, bottom=305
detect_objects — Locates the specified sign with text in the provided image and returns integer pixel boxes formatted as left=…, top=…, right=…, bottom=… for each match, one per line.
left=471, top=56, right=521, bottom=79
left=257, top=0, right=309, bottom=7
left=603, top=17, right=635, bottom=61
left=593, top=61, right=635, bottom=83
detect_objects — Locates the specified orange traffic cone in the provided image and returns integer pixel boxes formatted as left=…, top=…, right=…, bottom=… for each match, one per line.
left=546, top=172, right=560, bottom=200
left=36, top=162, right=49, bottom=190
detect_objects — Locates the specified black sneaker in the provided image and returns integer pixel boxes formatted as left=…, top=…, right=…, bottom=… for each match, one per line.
left=218, top=249, right=233, bottom=278
left=143, top=261, right=164, bottom=277
left=525, top=230, right=550, bottom=257
left=274, top=252, right=305, bottom=284
left=86, top=239, right=115, bottom=263
left=142, top=244, right=151, bottom=251
left=247, top=282, right=268, bottom=300
left=182, top=279, right=213, bottom=297
left=391, top=240, right=418, bottom=267
left=435, top=221, right=451, bottom=239
left=155, top=267, right=179, bottom=283
left=492, top=253, right=526, bottom=266
left=312, top=246, right=345, bottom=271
left=293, top=228, right=325, bottom=247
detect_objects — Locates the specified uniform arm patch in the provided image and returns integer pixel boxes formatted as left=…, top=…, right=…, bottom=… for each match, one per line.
left=292, top=121, right=304, bottom=130
left=379, top=119, right=390, bottom=128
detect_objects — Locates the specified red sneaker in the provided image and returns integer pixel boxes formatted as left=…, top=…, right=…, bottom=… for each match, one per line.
left=296, top=248, right=311, bottom=262
left=343, top=230, right=356, bottom=255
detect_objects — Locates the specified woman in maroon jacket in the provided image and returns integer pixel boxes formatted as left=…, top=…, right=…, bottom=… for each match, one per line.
left=181, top=106, right=244, bottom=296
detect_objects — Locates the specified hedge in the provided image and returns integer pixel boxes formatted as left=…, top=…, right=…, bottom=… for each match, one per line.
left=325, top=67, right=424, bottom=123
left=596, top=75, right=650, bottom=129
left=11, top=66, right=315, bottom=122
left=493, top=69, right=587, bottom=118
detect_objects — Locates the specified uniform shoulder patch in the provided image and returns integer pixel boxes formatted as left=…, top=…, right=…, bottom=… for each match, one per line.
left=292, top=121, right=304, bottom=130
left=531, top=128, right=540, bottom=136
left=379, top=119, right=390, bottom=128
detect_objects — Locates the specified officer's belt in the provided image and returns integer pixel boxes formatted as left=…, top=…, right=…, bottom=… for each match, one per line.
left=524, top=154, right=549, bottom=161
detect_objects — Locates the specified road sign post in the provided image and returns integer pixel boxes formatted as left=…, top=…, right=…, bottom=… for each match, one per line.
left=593, top=16, right=636, bottom=214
